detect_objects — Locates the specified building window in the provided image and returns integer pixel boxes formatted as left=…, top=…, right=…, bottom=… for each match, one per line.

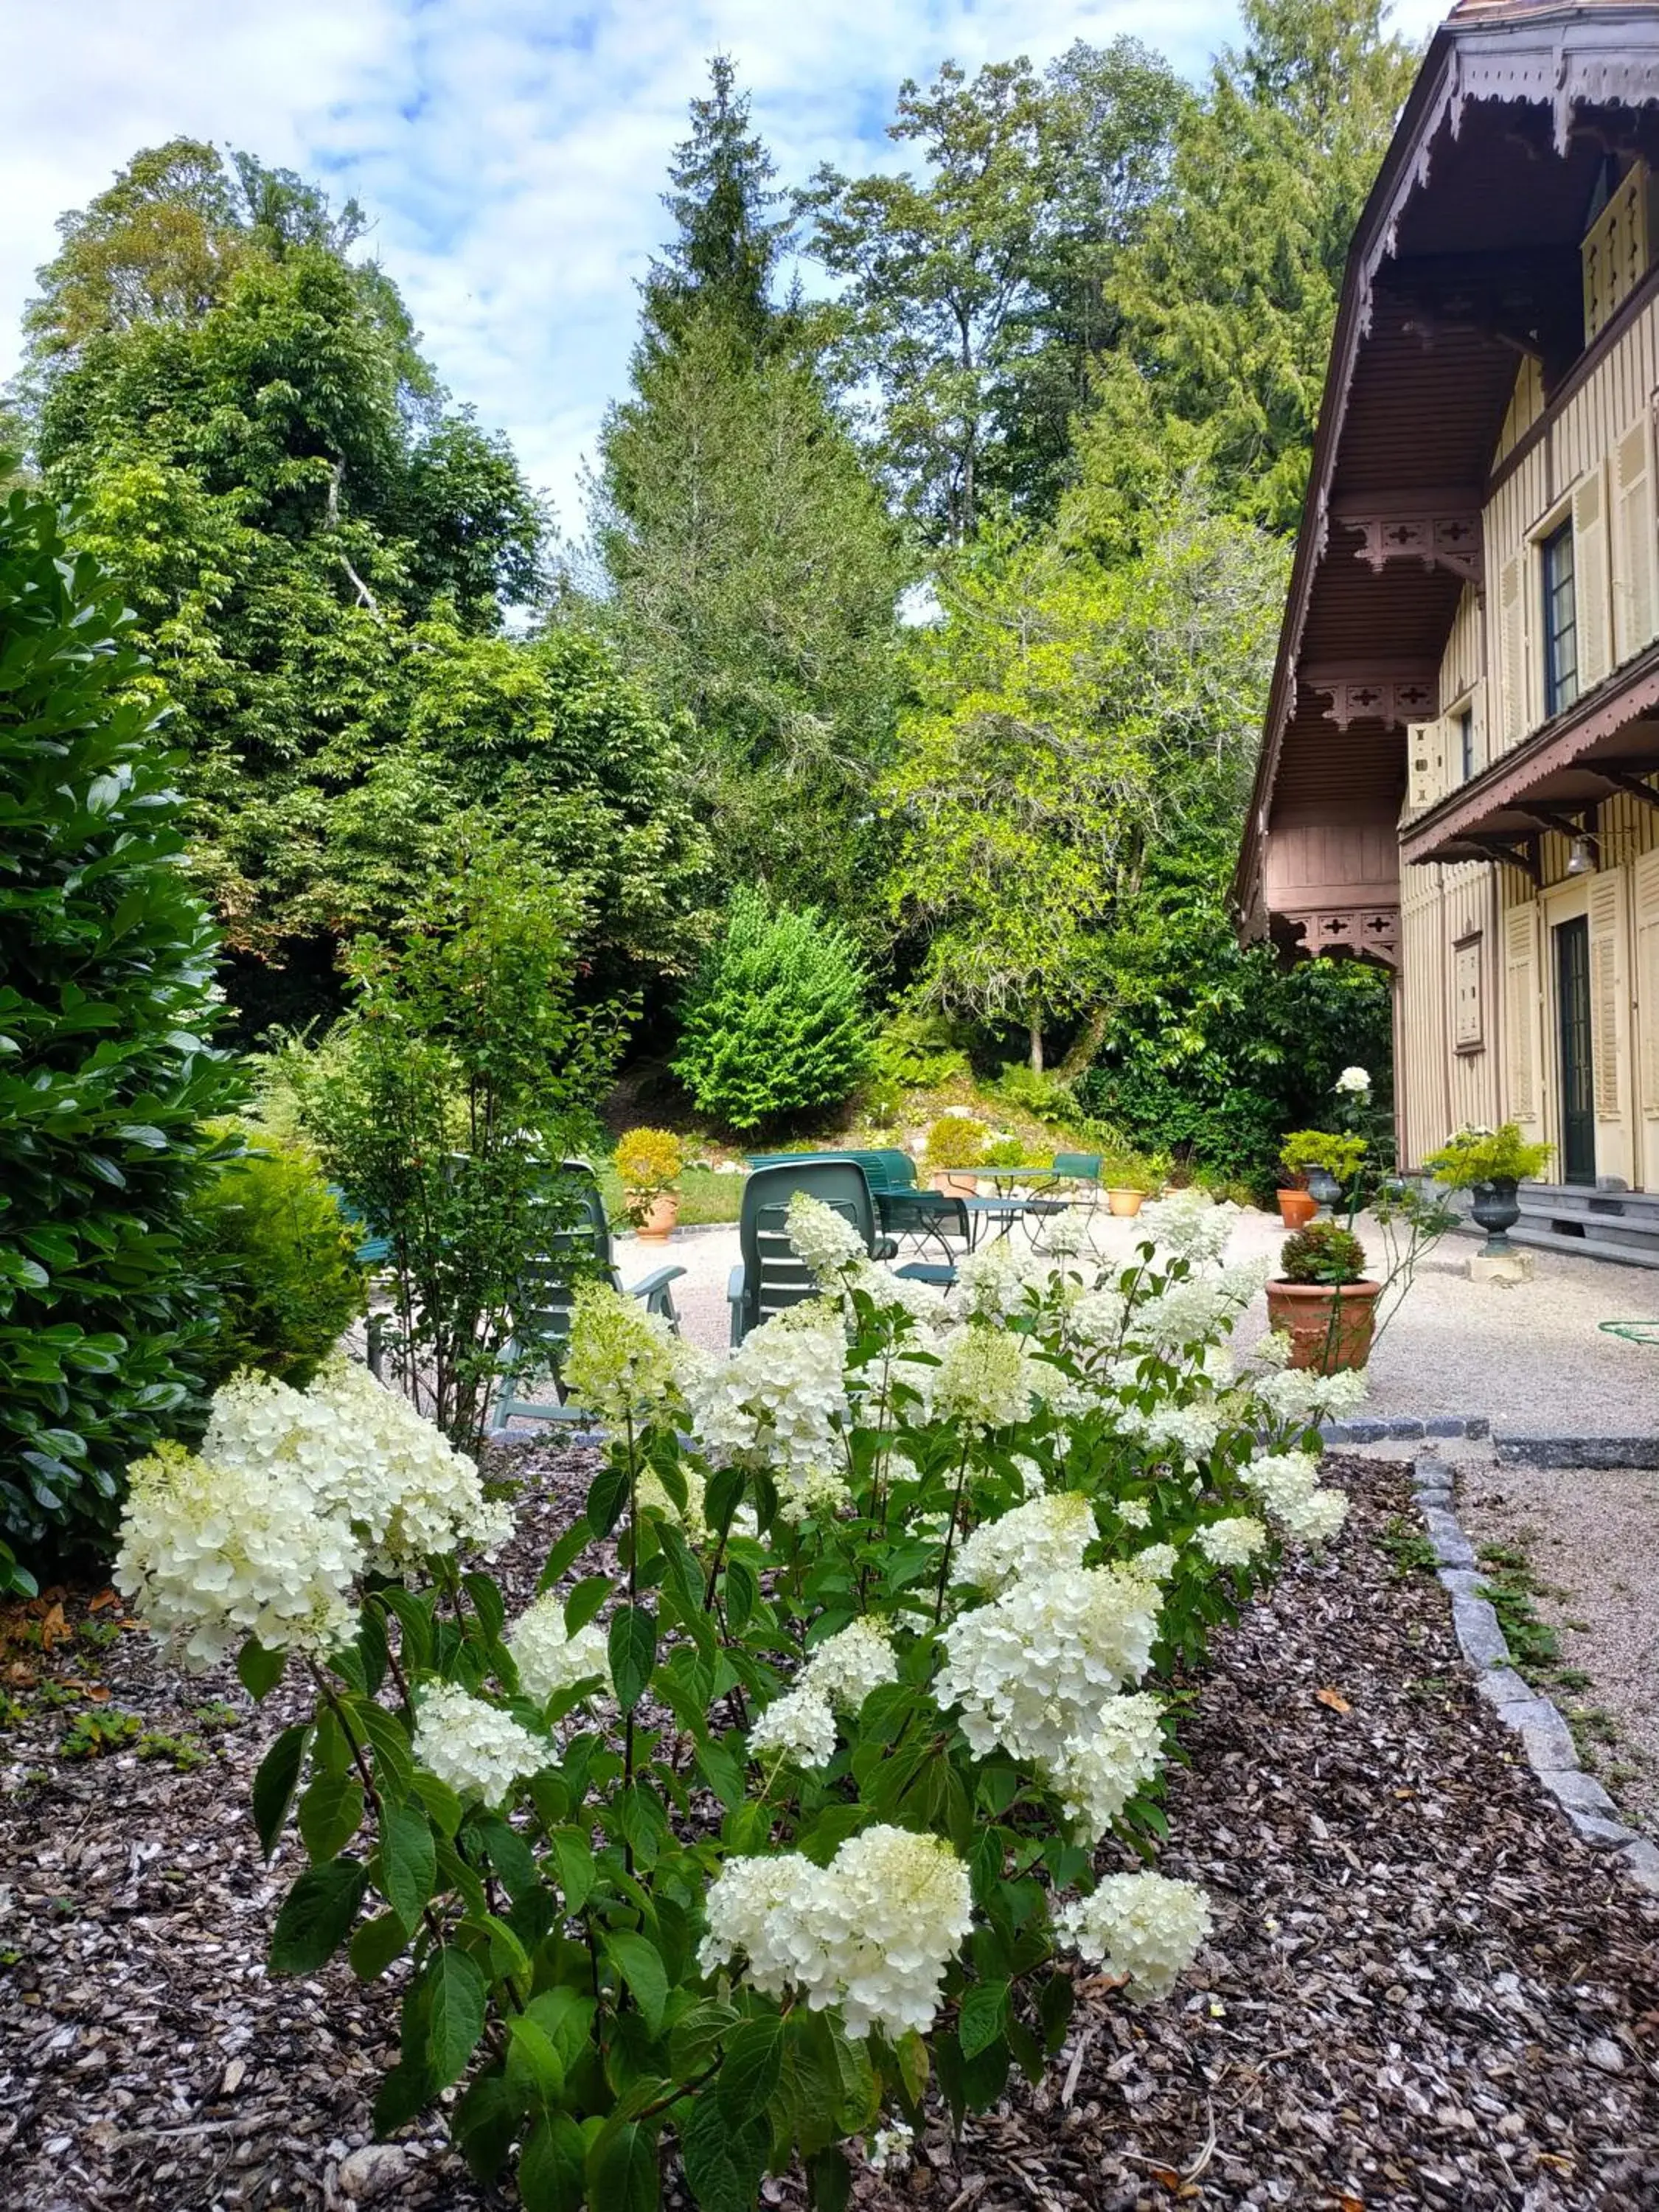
left=1542, top=521, right=1579, bottom=717
left=1453, top=933, right=1484, bottom=1051
left=1456, top=703, right=1475, bottom=782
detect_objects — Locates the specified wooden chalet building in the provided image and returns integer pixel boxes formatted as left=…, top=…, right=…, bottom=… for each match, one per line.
left=1235, top=0, right=1659, bottom=1256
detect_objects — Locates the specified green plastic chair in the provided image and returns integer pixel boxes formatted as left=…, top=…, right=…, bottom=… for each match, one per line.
left=490, top=1162, right=684, bottom=1431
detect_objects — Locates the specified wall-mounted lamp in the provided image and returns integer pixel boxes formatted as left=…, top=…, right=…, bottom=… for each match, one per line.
left=1565, top=832, right=1599, bottom=877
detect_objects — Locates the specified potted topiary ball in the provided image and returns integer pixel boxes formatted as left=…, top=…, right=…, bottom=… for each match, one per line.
left=1265, top=1218, right=1380, bottom=1372
left=614, top=1127, right=685, bottom=1243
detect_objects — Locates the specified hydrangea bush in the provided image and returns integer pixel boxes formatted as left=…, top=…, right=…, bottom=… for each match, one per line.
left=116, top=1187, right=1363, bottom=2211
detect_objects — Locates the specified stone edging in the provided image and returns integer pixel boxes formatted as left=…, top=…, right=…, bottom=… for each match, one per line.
left=1407, top=1450, right=1659, bottom=1895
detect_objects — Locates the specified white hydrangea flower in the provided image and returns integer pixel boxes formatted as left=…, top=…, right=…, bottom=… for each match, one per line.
left=1130, top=1543, right=1179, bottom=1584
left=560, top=1280, right=686, bottom=1430
left=700, top=1827, right=973, bottom=2041
left=687, top=1302, right=850, bottom=1485
left=803, top=1618, right=898, bottom=1712
left=1043, top=1211, right=1090, bottom=1258
left=1137, top=1189, right=1239, bottom=1268
left=411, top=1682, right=548, bottom=1805
left=1144, top=1401, right=1225, bottom=1462
left=1127, top=1278, right=1234, bottom=1350
left=787, top=1190, right=869, bottom=1281
left=1253, top=1364, right=1368, bottom=1425
left=866, top=2126, right=913, bottom=2173
left=1240, top=1450, right=1321, bottom=1522
left=951, top=1240, right=1034, bottom=1322
left=1275, top=1486, right=1349, bottom=1546
left=114, top=1439, right=361, bottom=1671
left=1193, top=1516, right=1268, bottom=1568
left=938, top=1564, right=1161, bottom=1768
left=950, top=1491, right=1095, bottom=1594
left=776, top=1464, right=854, bottom=1525
left=1055, top=1871, right=1212, bottom=2001
left=1335, top=1065, right=1371, bottom=1095
left=1047, top=1691, right=1166, bottom=1842
left=1253, top=1329, right=1294, bottom=1371
left=1068, top=1285, right=1127, bottom=1350
left=507, top=1593, right=611, bottom=1705
left=209, top=1360, right=508, bottom=1577
left=931, top=1324, right=1035, bottom=1433
left=1115, top=1498, right=1151, bottom=1531
left=749, top=1683, right=838, bottom=1769
left=847, top=1261, right=945, bottom=1324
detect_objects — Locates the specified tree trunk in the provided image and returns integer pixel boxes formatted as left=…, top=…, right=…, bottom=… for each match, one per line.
left=1028, top=1010, right=1044, bottom=1075
left=1057, top=1006, right=1110, bottom=1082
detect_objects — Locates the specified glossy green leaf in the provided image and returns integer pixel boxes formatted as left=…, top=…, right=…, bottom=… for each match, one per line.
left=608, top=1604, right=656, bottom=1713
left=519, top=2112, right=588, bottom=2212
left=425, top=1947, right=490, bottom=2087
left=270, top=1857, right=368, bottom=1975
left=251, top=1723, right=309, bottom=1857
left=378, top=1800, right=437, bottom=1930
left=603, top=1930, right=668, bottom=2036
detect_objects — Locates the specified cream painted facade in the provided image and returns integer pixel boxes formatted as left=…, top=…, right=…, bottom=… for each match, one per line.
left=1397, top=204, right=1659, bottom=1185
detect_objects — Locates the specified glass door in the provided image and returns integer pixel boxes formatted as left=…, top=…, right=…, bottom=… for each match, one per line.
left=1554, top=914, right=1595, bottom=1184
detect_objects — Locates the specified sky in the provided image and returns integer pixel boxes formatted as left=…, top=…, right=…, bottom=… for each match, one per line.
left=1, top=0, right=1453, bottom=531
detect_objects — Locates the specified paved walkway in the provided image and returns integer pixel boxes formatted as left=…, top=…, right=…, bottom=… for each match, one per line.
left=613, top=1204, right=1659, bottom=1440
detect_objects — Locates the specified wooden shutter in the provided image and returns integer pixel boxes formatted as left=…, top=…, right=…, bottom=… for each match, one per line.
left=1498, top=552, right=1529, bottom=748
left=1503, top=902, right=1543, bottom=1127
left=1635, top=849, right=1659, bottom=1119
left=1574, top=463, right=1613, bottom=692
left=1614, top=414, right=1658, bottom=665
left=1407, top=719, right=1445, bottom=815
left=1588, top=869, right=1627, bottom=1123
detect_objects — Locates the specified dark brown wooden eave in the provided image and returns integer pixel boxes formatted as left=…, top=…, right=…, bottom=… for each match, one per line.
left=1231, top=29, right=1461, bottom=933
left=1231, top=2, right=1659, bottom=936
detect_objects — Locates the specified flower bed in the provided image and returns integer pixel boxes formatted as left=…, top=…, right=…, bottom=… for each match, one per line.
left=103, top=1189, right=1368, bottom=2209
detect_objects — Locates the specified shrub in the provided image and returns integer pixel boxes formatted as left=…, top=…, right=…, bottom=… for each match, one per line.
left=121, top=1187, right=1364, bottom=2205
left=870, top=1003, right=972, bottom=1090
left=1423, top=1121, right=1553, bottom=1188
left=288, top=842, right=627, bottom=1453
left=922, top=1116, right=987, bottom=1172
left=186, top=1124, right=366, bottom=1391
left=613, top=1127, right=684, bottom=1200
left=1279, top=1131, right=1368, bottom=1184
left=1279, top=1220, right=1368, bottom=1285
left=0, top=472, right=243, bottom=1593
left=981, top=1135, right=1029, bottom=1169
left=672, top=889, right=874, bottom=1130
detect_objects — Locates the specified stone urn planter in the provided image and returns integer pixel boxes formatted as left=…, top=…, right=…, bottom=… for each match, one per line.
left=1264, top=1278, right=1382, bottom=1371
left=1106, top=1187, right=1144, bottom=1218
left=1304, top=1164, right=1343, bottom=1213
left=1469, top=1175, right=1521, bottom=1256
left=630, top=1191, right=681, bottom=1244
left=1276, top=1187, right=1318, bottom=1230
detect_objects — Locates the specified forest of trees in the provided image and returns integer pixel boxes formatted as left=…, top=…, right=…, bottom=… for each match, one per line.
left=2, top=0, right=1418, bottom=1175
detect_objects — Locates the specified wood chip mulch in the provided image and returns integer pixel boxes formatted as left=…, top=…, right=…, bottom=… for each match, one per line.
left=2, top=1452, right=1657, bottom=2212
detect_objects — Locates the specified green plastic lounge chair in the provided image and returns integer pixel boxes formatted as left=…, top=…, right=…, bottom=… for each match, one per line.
left=489, top=1162, right=684, bottom=1431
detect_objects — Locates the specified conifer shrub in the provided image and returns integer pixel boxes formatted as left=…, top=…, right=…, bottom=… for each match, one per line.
left=186, top=1126, right=367, bottom=1392
left=672, top=888, right=874, bottom=1130
left=0, top=470, right=242, bottom=1590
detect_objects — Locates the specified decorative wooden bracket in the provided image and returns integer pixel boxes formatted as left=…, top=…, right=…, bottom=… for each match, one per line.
left=1332, top=498, right=1484, bottom=588
left=1302, top=661, right=1439, bottom=731
left=1590, top=764, right=1659, bottom=812
left=1280, top=907, right=1399, bottom=967
left=1463, top=832, right=1543, bottom=886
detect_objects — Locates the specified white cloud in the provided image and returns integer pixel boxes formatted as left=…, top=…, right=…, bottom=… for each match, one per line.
left=1, top=0, right=1454, bottom=523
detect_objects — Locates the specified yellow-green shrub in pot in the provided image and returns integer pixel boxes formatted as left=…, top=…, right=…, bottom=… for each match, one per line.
left=922, top=1116, right=987, bottom=1196
left=615, top=1126, right=684, bottom=1242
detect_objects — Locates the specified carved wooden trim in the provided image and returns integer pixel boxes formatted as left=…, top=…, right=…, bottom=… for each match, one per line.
left=1279, top=906, right=1400, bottom=967
left=1301, top=661, right=1440, bottom=730
left=1338, top=507, right=1483, bottom=586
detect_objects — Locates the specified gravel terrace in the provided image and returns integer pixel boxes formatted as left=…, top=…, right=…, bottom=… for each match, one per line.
left=4, top=1450, right=1658, bottom=2211
left=1459, top=1456, right=1659, bottom=1842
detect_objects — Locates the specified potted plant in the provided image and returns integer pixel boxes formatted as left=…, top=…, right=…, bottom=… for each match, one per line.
left=614, top=1126, right=685, bottom=1242
left=1265, top=1219, right=1380, bottom=1372
left=1104, top=1167, right=1150, bottom=1218
left=1279, top=1130, right=1368, bottom=1214
left=923, top=1116, right=987, bottom=1196
left=1422, top=1122, right=1554, bottom=1255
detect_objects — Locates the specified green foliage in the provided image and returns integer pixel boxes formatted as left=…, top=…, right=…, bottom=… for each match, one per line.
left=672, top=891, right=874, bottom=1131
left=287, top=843, right=627, bottom=1450
left=869, top=1005, right=972, bottom=1091
left=591, top=310, right=908, bottom=936
left=1422, top=1122, right=1554, bottom=1189
left=804, top=44, right=1185, bottom=536
left=1279, top=1219, right=1367, bottom=1286
left=885, top=489, right=1284, bottom=1069
left=185, top=1123, right=366, bottom=1391
left=921, top=1118, right=987, bottom=1172
left=1279, top=1131, right=1367, bottom=1183
left=1079, top=855, right=1396, bottom=1188
left=0, top=470, right=242, bottom=1590
left=613, top=1129, right=684, bottom=1201
left=1095, top=0, right=1419, bottom=530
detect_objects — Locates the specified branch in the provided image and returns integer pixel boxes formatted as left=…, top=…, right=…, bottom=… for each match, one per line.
left=326, top=460, right=381, bottom=616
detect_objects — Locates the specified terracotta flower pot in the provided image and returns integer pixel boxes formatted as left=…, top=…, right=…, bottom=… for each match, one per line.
left=630, top=1190, right=681, bottom=1244
left=1276, top=1187, right=1318, bottom=1230
left=1106, top=1187, right=1144, bottom=1217
left=1264, top=1279, right=1382, bottom=1371
left=931, top=1170, right=978, bottom=1196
